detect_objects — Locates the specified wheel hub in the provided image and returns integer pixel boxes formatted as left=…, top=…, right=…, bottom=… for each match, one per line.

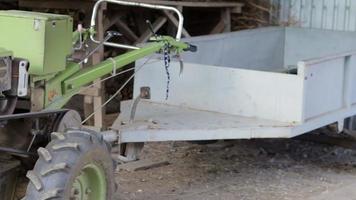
left=71, top=164, right=107, bottom=200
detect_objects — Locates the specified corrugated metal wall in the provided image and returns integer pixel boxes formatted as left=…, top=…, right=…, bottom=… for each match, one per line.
left=278, top=0, right=356, bottom=31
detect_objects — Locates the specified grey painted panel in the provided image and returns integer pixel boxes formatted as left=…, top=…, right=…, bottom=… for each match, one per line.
left=284, top=27, right=356, bottom=67
left=181, top=27, right=285, bottom=71
left=303, top=58, right=345, bottom=119
left=182, top=27, right=356, bottom=71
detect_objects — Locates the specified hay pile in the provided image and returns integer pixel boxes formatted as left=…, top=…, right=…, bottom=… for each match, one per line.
left=174, top=0, right=279, bottom=30
left=232, top=0, right=279, bottom=30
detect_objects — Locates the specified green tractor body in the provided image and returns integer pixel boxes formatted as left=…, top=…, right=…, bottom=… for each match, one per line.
left=0, top=11, right=72, bottom=76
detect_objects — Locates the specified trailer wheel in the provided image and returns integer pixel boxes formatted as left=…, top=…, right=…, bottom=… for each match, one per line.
left=344, top=116, right=356, bottom=138
left=24, top=129, right=115, bottom=200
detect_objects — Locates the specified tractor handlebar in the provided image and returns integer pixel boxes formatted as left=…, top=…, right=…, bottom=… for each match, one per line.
left=90, top=0, right=184, bottom=50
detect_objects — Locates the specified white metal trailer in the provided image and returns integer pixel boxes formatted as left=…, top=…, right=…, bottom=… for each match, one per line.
left=111, top=27, right=356, bottom=151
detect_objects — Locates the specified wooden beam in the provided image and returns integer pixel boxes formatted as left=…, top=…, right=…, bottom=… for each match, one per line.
left=117, top=159, right=169, bottom=171
left=93, top=4, right=105, bottom=128
left=20, top=0, right=243, bottom=12
left=103, top=13, right=123, bottom=31
left=83, top=96, right=94, bottom=126
left=128, top=0, right=243, bottom=9
left=83, top=3, right=106, bottom=128
left=19, top=0, right=93, bottom=10
left=135, top=16, right=167, bottom=44
left=115, top=18, right=139, bottom=42
left=79, top=87, right=101, bottom=97
left=221, top=8, right=231, bottom=32
left=163, top=10, right=190, bottom=37
left=210, top=18, right=225, bottom=34
left=19, top=0, right=243, bottom=14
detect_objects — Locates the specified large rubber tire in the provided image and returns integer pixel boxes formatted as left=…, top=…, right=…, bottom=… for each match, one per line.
left=24, top=129, right=115, bottom=200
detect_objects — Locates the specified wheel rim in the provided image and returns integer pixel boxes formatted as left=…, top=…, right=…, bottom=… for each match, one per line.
left=71, top=163, right=107, bottom=200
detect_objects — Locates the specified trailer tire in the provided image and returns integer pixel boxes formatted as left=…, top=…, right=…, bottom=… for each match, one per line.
left=23, top=129, right=115, bottom=200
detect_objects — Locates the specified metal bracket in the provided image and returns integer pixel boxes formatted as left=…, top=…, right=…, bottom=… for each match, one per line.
left=79, top=31, right=120, bottom=65
left=17, top=60, right=29, bottom=97
left=129, top=87, right=151, bottom=123
left=108, top=57, right=117, bottom=75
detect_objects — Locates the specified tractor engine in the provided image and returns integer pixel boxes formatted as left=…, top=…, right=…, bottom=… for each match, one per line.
left=0, top=51, right=12, bottom=94
left=0, top=49, right=32, bottom=151
left=0, top=10, right=73, bottom=152
left=0, top=10, right=73, bottom=113
left=0, top=50, right=29, bottom=115
left=0, top=50, right=17, bottom=115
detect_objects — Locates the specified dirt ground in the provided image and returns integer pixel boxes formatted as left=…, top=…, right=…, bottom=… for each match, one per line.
left=114, top=131, right=356, bottom=200
left=12, top=115, right=356, bottom=200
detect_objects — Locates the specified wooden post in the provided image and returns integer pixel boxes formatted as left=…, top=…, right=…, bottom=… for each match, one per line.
left=222, top=8, right=231, bottom=32
left=83, top=3, right=106, bottom=129
left=210, top=7, right=232, bottom=34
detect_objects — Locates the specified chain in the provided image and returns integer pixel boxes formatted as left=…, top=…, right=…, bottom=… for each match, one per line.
left=163, top=43, right=171, bottom=100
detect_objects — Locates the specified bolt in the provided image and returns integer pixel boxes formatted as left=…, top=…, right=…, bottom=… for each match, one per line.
left=85, top=188, right=92, bottom=194
left=73, top=189, right=80, bottom=195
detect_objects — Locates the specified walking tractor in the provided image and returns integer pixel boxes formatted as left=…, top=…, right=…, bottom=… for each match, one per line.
left=2, top=0, right=356, bottom=200
left=0, top=0, right=196, bottom=199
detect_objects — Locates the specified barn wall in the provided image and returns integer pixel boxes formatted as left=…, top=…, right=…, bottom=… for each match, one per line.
left=277, top=0, right=356, bottom=31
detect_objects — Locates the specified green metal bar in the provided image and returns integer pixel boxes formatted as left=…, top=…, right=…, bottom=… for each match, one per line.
left=63, top=41, right=166, bottom=93
left=48, top=62, right=80, bottom=88
left=45, top=37, right=189, bottom=110
left=45, top=88, right=80, bottom=110
left=46, top=42, right=164, bottom=110
left=45, top=62, right=80, bottom=106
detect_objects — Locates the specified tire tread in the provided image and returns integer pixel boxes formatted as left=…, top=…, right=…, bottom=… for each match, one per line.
left=26, top=171, right=43, bottom=191
left=25, top=129, right=115, bottom=200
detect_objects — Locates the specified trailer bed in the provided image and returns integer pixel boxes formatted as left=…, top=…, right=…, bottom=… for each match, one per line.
left=113, top=100, right=294, bottom=143
left=113, top=27, right=356, bottom=143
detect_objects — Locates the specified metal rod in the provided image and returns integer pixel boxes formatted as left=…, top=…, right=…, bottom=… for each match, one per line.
left=0, top=109, right=68, bottom=121
left=79, top=33, right=113, bottom=65
left=0, top=147, right=33, bottom=157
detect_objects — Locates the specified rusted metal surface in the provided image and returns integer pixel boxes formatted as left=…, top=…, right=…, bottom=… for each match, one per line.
left=0, top=156, right=20, bottom=200
left=0, top=109, right=68, bottom=155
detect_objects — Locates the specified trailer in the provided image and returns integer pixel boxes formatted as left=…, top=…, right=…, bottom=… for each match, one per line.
left=113, top=27, right=356, bottom=159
